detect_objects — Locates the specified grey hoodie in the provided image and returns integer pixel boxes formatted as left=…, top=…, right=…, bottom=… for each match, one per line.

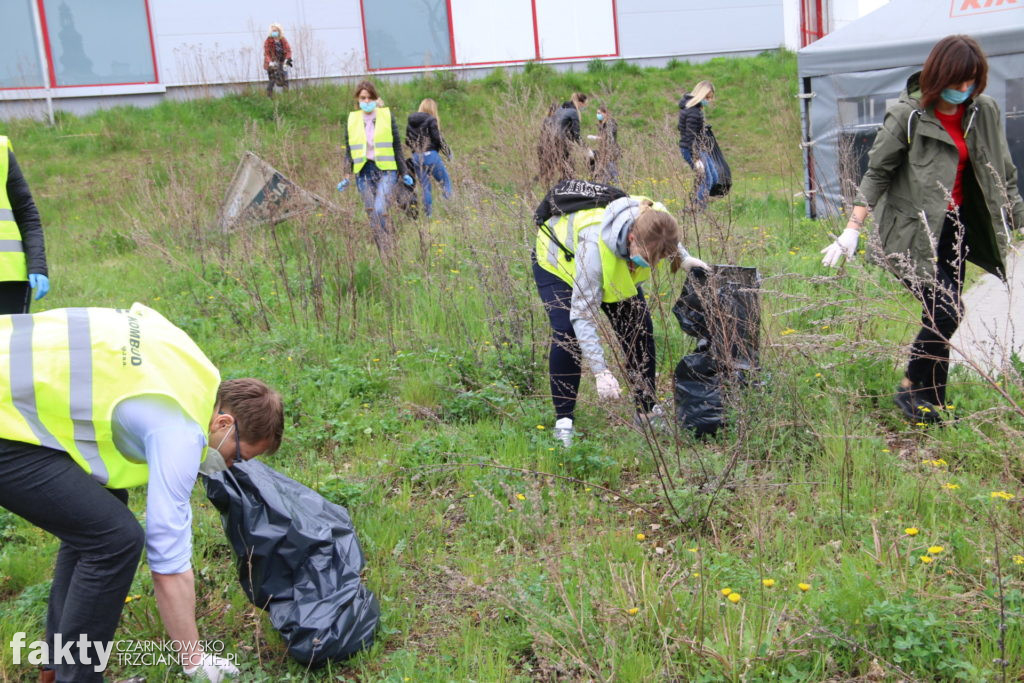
left=570, top=197, right=692, bottom=373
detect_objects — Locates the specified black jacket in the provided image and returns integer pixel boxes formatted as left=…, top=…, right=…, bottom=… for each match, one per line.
left=341, top=109, right=409, bottom=176
left=405, top=112, right=451, bottom=158
left=5, top=150, right=46, bottom=277
left=554, top=103, right=581, bottom=144
left=677, top=94, right=708, bottom=153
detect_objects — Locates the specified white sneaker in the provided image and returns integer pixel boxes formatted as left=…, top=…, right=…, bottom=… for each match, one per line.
left=553, top=417, right=574, bottom=448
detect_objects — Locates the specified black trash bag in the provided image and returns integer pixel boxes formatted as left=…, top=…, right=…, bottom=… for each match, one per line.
left=672, top=266, right=761, bottom=435
left=395, top=177, right=419, bottom=219
left=204, top=460, right=379, bottom=667
left=672, top=265, right=761, bottom=370
left=704, top=126, right=732, bottom=198
left=674, top=351, right=724, bottom=437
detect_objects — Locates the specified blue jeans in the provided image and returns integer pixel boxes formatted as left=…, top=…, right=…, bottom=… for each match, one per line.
left=356, top=162, right=397, bottom=250
left=679, top=146, right=719, bottom=205
left=410, top=151, right=452, bottom=217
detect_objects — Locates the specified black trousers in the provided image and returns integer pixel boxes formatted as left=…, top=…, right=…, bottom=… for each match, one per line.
left=902, top=214, right=968, bottom=406
left=0, top=438, right=143, bottom=682
left=0, top=280, right=31, bottom=314
left=533, top=257, right=656, bottom=419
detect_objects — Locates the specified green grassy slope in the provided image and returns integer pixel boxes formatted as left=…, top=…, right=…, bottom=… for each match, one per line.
left=1, top=51, right=1022, bottom=681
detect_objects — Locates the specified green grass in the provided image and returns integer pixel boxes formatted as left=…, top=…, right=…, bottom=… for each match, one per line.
left=2, top=50, right=1023, bottom=681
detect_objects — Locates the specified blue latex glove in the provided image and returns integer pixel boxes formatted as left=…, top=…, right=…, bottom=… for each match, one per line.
left=336, top=179, right=350, bottom=191
left=29, top=273, right=49, bottom=300
left=402, top=174, right=414, bottom=187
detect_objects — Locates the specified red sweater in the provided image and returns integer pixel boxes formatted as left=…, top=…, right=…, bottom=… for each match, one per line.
left=934, top=104, right=968, bottom=209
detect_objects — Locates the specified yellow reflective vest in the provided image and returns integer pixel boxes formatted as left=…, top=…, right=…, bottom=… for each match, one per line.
left=0, top=303, right=221, bottom=489
left=535, top=200, right=667, bottom=303
left=0, top=136, right=28, bottom=282
left=347, top=107, right=398, bottom=173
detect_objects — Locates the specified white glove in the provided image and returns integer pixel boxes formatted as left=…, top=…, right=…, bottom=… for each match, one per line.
left=586, top=148, right=595, bottom=159
left=820, top=227, right=860, bottom=268
left=682, top=255, right=709, bottom=272
left=595, top=370, right=621, bottom=400
left=693, top=160, right=705, bottom=173
left=184, top=653, right=239, bottom=682
left=268, top=61, right=277, bottom=68
left=586, top=135, right=599, bottom=141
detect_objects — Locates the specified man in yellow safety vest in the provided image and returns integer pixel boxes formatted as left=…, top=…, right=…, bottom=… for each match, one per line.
left=0, top=303, right=284, bottom=682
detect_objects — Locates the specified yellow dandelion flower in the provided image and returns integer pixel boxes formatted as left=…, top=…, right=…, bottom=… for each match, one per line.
left=882, top=448, right=891, bottom=453
left=636, top=533, right=646, bottom=541
left=687, top=547, right=699, bottom=553
left=536, top=425, right=545, bottom=430
left=942, top=482, right=960, bottom=490
left=780, top=328, right=796, bottom=336
left=990, top=491, right=1015, bottom=500
left=516, top=493, right=526, bottom=501
left=1012, top=555, right=1024, bottom=565
left=728, top=592, right=741, bottom=603
left=692, top=572, right=701, bottom=578
left=927, top=546, right=944, bottom=555
left=920, top=555, right=933, bottom=564
left=720, top=588, right=732, bottom=596
left=762, top=579, right=775, bottom=587
left=905, top=527, right=919, bottom=536
left=124, top=596, right=133, bottom=603
left=798, top=583, right=811, bottom=592
left=627, top=607, right=640, bottom=615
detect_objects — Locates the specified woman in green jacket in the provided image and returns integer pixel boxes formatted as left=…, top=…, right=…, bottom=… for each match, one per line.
left=821, top=34, right=1024, bottom=423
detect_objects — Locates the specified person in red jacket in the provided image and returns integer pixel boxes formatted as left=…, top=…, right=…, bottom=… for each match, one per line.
left=263, top=23, right=292, bottom=97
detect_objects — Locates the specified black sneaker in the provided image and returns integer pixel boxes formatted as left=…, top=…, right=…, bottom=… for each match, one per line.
left=894, top=383, right=943, bottom=425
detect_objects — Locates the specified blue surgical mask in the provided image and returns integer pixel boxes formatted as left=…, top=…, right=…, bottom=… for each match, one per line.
left=940, top=85, right=974, bottom=105
left=630, top=254, right=651, bottom=269
left=359, top=101, right=377, bottom=114
left=596, top=113, right=605, bottom=122
left=270, top=31, right=280, bottom=38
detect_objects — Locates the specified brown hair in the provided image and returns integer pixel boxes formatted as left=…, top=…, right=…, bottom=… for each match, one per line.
left=418, top=97, right=440, bottom=127
left=353, top=80, right=379, bottom=101
left=920, top=35, right=987, bottom=110
left=571, top=92, right=588, bottom=108
left=217, top=378, right=284, bottom=454
left=597, top=104, right=610, bottom=114
left=632, top=202, right=682, bottom=273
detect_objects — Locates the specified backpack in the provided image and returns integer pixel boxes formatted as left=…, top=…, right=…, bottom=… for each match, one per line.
left=533, top=179, right=627, bottom=261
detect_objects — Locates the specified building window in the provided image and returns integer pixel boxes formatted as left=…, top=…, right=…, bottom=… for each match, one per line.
left=2, top=0, right=45, bottom=88
left=41, top=0, right=156, bottom=87
left=362, top=0, right=453, bottom=70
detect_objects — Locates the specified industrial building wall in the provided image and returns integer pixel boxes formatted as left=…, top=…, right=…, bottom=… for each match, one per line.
left=616, top=0, right=786, bottom=61
left=2, top=0, right=790, bottom=119
left=149, top=0, right=364, bottom=86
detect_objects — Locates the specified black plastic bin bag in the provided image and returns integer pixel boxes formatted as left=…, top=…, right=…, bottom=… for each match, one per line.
left=672, top=265, right=761, bottom=435
left=674, top=351, right=724, bottom=437
left=204, top=460, right=379, bottom=667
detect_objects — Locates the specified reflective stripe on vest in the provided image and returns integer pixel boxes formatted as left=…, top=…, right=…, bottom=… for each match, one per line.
left=0, top=304, right=222, bottom=488
left=0, top=136, right=28, bottom=282
left=347, top=107, right=398, bottom=173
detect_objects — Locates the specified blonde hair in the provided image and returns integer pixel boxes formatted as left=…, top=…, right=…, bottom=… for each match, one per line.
left=685, top=81, right=715, bottom=109
left=418, top=98, right=440, bottom=127
left=632, top=202, right=682, bottom=273
left=269, top=23, right=284, bottom=36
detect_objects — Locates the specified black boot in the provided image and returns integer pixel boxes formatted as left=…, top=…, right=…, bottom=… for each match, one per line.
left=894, top=378, right=942, bottom=425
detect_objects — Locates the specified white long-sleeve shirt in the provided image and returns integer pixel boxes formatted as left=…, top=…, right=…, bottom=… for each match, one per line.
left=111, top=394, right=206, bottom=575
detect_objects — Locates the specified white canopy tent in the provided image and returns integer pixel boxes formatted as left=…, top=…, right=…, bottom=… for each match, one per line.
left=797, top=0, right=1024, bottom=219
